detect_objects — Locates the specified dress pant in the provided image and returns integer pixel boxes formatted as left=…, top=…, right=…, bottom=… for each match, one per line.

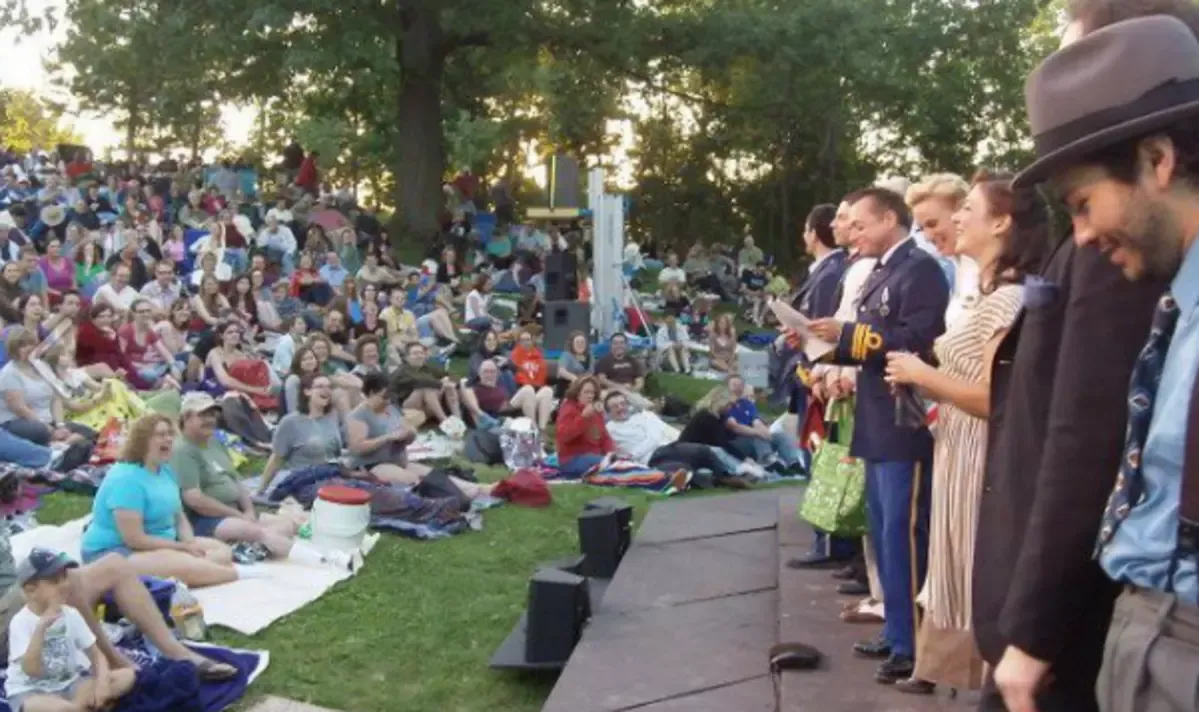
left=864, top=459, right=931, bottom=657
left=1097, top=587, right=1199, bottom=712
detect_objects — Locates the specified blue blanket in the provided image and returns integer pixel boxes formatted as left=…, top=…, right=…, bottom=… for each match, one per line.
left=0, top=637, right=264, bottom=712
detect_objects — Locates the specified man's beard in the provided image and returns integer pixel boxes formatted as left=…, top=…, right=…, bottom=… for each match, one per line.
left=1120, top=193, right=1185, bottom=279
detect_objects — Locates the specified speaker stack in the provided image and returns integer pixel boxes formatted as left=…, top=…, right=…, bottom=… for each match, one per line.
left=541, top=300, right=590, bottom=354
left=490, top=498, right=635, bottom=671
left=543, top=250, right=579, bottom=302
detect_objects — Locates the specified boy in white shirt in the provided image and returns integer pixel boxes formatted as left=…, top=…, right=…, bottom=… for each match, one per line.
left=5, top=548, right=135, bottom=711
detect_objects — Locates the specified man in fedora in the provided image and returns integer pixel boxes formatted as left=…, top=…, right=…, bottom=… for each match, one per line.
left=977, top=15, right=1199, bottom=712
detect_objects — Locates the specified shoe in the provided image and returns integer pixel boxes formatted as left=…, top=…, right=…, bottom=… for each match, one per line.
left=894, top=677, right=936, bottom=695
left=785, top=552, right=837, bottom=569
left=837, top=581, right=870, bottom=596
left=852, top=638, right=891, bottom=660
left=831, top=565, right=857, bottom=581
left=840, top=608, right=885, bottom=624
left=874, top=654, right=916, bottom=685
left=714, top=475, right=751, bottom=490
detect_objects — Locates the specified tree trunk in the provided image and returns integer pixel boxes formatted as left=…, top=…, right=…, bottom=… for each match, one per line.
left=393, top=2, right=447, bottom=250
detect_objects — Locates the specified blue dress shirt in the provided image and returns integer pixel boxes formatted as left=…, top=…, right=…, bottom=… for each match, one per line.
left=1101, top=234, right=1199, bottom=602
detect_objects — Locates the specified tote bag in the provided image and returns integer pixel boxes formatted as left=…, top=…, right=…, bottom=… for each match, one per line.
left=798, top=399, right=867, bottom=537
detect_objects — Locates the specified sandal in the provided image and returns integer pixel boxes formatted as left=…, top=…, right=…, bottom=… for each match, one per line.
left=194, top=658, right=239, bottom=681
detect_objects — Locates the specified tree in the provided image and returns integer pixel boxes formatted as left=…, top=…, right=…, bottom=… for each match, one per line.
left=0, top=88, right=82, bottom=154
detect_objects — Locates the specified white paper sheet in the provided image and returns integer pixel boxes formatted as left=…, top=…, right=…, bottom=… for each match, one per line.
left=769, top=300, right=835, bottom=361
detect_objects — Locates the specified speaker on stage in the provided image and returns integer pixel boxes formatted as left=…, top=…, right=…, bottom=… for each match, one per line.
left=544, top=250, right=579, bottom=301
left=525, top=567, right=592, bottom=663
left=542, top=300, right=590, bottom=353
left=578, top=507, right=627, bottom=579
left=548, top=154, right=580, bottom=210
left=585, top=498, right=633, bottom=562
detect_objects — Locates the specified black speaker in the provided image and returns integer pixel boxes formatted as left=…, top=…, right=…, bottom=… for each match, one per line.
left=542, top=300, right=590, bottom=353
left=585, top=498, right=633, bottom=562
left=544, top=250, right=579, bottom=301
left=579, top=507, right=628, bottom=579
left=525, top=567, right=591, bottom=663
left=548, top=154, right=581, bottom=209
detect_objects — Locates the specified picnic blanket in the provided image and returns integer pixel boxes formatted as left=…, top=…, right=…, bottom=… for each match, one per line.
left=11, top=518, right=358, bottom=637
left=262, top=465, right=472, bottom=540
left=0, top=637, right=267, bottom=712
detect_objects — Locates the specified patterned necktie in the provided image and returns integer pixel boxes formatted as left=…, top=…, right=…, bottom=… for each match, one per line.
left=1097, top=292, right=1182, bottom=552
left=852, top=260, right=886, bottom=311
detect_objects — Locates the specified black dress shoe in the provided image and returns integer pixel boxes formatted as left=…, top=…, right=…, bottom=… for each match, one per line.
left=831, top=564, right=857, bottom=580
left=852, top=638, right=891, bottom=660
left=837, top=580, right=870, bottom=596
left=874, top=654, right=916, bottom=685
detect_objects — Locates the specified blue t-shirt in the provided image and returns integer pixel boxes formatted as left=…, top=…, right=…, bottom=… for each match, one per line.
left=728, top=398, right=760, bottom=427
left=81, top=462, right=182, bottom=555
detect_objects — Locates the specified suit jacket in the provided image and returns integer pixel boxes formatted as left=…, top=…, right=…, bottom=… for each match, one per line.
left=792, top=249, right=849, bottom=319
left=832, top=239, right=948, bottom=462
left=771, top=250, right=851, bottom=410
left=973, top=237, right=1167, bottom=697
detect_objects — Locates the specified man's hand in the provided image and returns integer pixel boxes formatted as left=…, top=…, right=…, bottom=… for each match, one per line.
left=808, top=318, right=844, bottom=342
left=994, top=645, right=1052, bottom=712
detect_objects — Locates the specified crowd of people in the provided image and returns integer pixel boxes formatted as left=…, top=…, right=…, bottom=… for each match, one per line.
left=773, top=3, right=1199, bottom=712
left=0, top=0, right=1196, bottom=709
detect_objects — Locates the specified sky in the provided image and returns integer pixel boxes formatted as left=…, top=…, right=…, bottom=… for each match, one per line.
left=0, top=0, right=254, bottom=154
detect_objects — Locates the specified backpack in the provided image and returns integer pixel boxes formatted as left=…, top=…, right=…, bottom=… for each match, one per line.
left=464, top=429, right=504, bottom=466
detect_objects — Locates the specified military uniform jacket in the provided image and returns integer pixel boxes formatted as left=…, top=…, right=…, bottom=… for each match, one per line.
left=831, top=239, right=949, bottom=462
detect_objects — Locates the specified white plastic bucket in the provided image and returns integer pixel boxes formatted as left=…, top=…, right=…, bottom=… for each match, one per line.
left=309, top=486, right=371, bottom=553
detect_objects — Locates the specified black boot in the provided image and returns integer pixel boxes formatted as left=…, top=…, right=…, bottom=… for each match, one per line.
left=874, top=654, right=915, bottom=685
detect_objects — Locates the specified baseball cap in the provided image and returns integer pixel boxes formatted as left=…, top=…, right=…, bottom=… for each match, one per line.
left=181, top=392, right=221, bottom=417
left=16, top=548, right=78, bottom=586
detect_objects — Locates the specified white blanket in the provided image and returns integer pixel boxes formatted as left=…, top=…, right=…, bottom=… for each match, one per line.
left=12, top=517, right=358, bottom=636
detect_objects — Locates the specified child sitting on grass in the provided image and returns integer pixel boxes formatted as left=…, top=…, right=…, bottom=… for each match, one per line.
left=5, top=548, right=136, bottom=712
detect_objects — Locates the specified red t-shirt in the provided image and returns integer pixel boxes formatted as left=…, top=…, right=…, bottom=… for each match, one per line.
left=473, top=383, right=509, bottom=416
left=117, top=323, right=160, bottom=367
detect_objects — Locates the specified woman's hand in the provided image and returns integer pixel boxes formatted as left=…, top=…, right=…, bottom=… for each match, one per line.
left=885, top=352, right=934, bottom=387
left=180, top=541, right=208, bottom=558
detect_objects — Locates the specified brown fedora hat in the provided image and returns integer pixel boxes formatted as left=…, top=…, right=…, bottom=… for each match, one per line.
left=1014, top=16, right=1199, bottom=190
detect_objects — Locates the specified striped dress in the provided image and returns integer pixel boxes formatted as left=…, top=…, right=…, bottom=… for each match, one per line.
left=914, top=283, right=1023, bottom=688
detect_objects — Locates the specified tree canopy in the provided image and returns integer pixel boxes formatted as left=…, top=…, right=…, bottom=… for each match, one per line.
left=0, top=88, right=82, bottom=154
left=1, top=0, right=1060, bottom=262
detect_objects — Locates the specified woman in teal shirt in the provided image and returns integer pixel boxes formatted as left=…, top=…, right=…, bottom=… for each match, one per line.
left=81, top=414, right=240, bottom=588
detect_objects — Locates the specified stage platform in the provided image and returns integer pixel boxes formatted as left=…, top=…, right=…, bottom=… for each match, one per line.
left=541, top=489, right=977, bottom=712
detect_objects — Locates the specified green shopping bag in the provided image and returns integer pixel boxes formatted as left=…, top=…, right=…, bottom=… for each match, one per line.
left=798, top=399, right=868, bottom=537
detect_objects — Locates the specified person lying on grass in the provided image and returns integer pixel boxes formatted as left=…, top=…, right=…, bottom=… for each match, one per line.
left=5, top=549, right=136, bottom=712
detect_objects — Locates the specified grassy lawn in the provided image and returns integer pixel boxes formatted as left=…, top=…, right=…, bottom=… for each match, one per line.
left=31, top=369, right=791, bottom=712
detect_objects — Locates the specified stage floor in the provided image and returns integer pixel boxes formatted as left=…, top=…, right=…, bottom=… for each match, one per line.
left=541, top=489, right=976, bottom=712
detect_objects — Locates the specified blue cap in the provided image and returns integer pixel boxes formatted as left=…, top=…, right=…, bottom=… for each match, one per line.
left=16, top=548, right=77, bottom=586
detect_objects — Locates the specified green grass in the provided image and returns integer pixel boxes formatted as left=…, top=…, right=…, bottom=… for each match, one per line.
left=38, top=466, right=668, bottom=712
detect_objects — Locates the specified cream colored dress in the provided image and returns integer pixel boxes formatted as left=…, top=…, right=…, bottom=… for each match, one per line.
left=913, top=283, right=1023, bottom=688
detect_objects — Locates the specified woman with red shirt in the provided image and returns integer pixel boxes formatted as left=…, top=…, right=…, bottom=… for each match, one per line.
left=509, top=328, right=555, bottom=429
left=554, top=376, right=614, bottom=478
left=75, top=303, right=152, bottom=390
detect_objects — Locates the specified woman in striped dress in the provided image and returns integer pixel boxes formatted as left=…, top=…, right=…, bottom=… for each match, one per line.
left=883, top=171, right=1049, bottom=694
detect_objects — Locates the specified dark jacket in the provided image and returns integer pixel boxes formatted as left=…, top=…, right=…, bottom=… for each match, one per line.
left=973, top=237, right=1166, bottom=702
left=391, top=362, right=447, bottom=403
left=792, top=249, right=848, bottom=320
left=831, top=240, right=949, bottom=462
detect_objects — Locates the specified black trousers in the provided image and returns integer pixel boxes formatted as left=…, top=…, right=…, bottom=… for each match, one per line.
left=648, top=442, right=732, bottom=476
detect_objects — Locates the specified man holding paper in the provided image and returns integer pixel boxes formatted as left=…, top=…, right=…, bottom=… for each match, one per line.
left=805, top=187, right=949, bottom=684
